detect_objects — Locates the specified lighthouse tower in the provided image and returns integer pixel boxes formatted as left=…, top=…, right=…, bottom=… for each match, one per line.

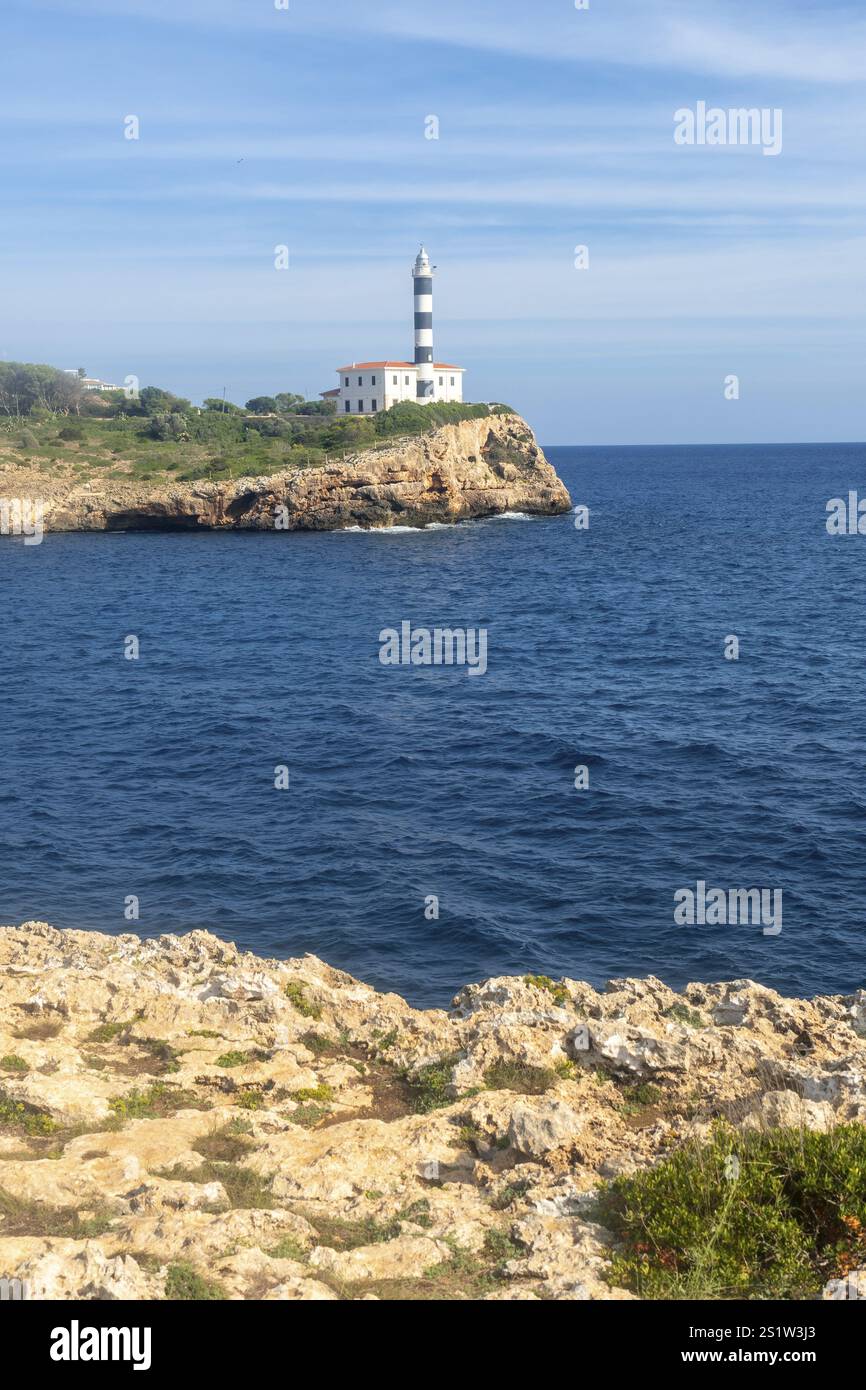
left=412, top=246, right=435, bottom=401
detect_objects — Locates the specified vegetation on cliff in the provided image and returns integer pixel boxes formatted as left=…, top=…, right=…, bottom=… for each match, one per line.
left=0, top=359, right=514, bottom=486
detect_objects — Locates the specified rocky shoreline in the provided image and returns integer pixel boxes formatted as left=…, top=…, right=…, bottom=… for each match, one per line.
left=1, top=922, right=864, bottom=1301
left=1, top=413, right=571, bottom=533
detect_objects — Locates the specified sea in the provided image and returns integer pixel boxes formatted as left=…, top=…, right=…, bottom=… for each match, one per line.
left=2, top=442, right=865, bottom=1007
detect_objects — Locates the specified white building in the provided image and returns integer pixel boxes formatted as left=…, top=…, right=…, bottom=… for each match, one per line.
left=63, top=370, right=119, bottom=392
left=323, top=247, right=465, bottom=415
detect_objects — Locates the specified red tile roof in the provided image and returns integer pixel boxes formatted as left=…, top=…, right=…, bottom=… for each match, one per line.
left=336, top=361, right=465, bottom=372
left=337, top=361, right=414, bottom=371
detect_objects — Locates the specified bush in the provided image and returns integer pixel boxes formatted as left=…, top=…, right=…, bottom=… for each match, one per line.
left=600, top=1123, right=866, bottom=1299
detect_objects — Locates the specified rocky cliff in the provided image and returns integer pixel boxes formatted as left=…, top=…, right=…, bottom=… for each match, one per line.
left=8, top=414, right=570, bottom=533
left=1, top=923, right=864, bottom=1301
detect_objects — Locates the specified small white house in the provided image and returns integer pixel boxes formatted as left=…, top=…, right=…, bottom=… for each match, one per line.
left=326, top=361, right=465, bottom=416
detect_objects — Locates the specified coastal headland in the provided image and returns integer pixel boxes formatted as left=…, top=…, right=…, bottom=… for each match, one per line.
left=0, top=412, right=571, bottom=534
left=1, top=923, right=864, bottom=1301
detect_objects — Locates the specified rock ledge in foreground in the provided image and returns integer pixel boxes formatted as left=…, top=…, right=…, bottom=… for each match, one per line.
left=1, top=921, right=864, bottom=1301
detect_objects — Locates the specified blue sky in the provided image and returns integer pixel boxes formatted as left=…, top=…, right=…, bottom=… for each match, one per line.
left=2, top=0, right=864, bottom=443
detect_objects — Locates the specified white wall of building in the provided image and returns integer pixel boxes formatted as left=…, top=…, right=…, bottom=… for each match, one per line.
left=333, top=364, right=464, bottom=415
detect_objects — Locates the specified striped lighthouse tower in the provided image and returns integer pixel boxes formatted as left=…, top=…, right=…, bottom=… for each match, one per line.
left=412, top=245, right=435, bottom=401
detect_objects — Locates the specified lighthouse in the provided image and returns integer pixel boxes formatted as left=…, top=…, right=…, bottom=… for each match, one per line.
left=413, top=245, right=435, bottom=401
left=324, top=247, right=465, bottom=414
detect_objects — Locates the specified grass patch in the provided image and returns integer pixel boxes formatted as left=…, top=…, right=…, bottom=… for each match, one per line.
left=0, top=1090, right=58, bottom=1136
left=0, top=1187, right=114, bottom=1239
left=663, top=1003, right=706, bottom=1029
left=265, top=1234, right=309, bottom=1262
left=402, top=1055, right=462, bottom=1113
left=290, top=1083, right=334, bottom=1104
left=0, top=1055, right=29, bottom=1073
left=87, top=1020, right=133, bottom=1043
left=157, top=1161, right=276, bottom=1210
left=284, top=982, right=321, bottom=1020
left=164, top=1261, right=227, bottom=1301
left=193, top=1122, right=257, bottom=1163
left=308, top=1213, right=403, bottom=1250
left=12, top=1020, right=62, bottom=1041
left=289, top=1103, right=331, bottom=1129
left=599, top=1123, right=866, bottom=1299
left=483, top=1060, right=557, bottom=1095
left=619, top=1082, right=664, bottom=1116
left=214, top=1049, right=269, bottom=1069
left=108, top=1083, right=209, bottom=1121
left=300, top=1032, right=338, bottom=1057
left=236, top=1090, right=266, bottom=1111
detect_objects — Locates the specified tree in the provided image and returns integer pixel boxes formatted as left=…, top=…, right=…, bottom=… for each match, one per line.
left=274, top=392, right=305, bottom=414
left=202, top=397, right=242, bottom=414
left=245, top=396, right=278, bottom=415
left=148, top=413, right=190, bottom=441
left=139, top=385, right=190, bottom=415
left=0, top=361, right=82, bottom=417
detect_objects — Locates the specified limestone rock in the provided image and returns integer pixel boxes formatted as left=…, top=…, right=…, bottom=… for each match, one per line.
left=1, top=920, right=864, bottom=1301
left=2, top=415, right=571, bottom=534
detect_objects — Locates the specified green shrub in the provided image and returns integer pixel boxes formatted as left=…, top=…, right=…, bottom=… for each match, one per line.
left=523, top=974, right=570, bottom=1007
left=663, top=1003, right=706, bottom=1029
left=0, top=1055, right=29, bottom=1073
left=404, top=1056, right=461, bottom=1113
left=284, top=982, right=321, bottom=1020
left=482, top=1060, right=557, bottom=1095
left=600, top=1123, right=866, bottom=1299
left=165, top=1261, right=227, bottom=1301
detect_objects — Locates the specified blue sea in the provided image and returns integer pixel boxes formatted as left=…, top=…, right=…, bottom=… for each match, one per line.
left=2, top=443, right=865, bottom=1007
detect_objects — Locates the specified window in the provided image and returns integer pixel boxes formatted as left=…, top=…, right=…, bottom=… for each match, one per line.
left=344, top=400, right=351, bottom=413
left=371, top=399, right=377, bottom=412
left=393, top=375, right=398, bottom=385
left=372, top=375, right=376, bottom=385
left=450, top=377, right=455, bottom=386
left=358, top=376, right=362, bottom=386
left=405, top=376, right=410, bottom=385
left=344, top=377, right=349, bottom=387
left=358, top=400, right=364, bottom=413
left=438, top=376, right=443, bottom=386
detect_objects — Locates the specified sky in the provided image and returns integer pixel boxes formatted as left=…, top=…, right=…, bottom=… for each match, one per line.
left=1, top=0, right=864, bottom=444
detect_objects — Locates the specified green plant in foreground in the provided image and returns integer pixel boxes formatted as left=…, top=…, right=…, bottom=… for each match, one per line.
left=600, top=1123, right=866, bottom=1300
left=290, top=1083, right=334, bottom=1104
left=0, top=1055, right=29, bottom=1072
left=107, top=1083, right=207, bottom=1121
left=523, top=974, right=571, bottom=1008
left=164, top=1262, right=227, bottom=1301
left=663, top=1003, right=706, bottom=1029
left=214, top=1051, right=249, bottom=1069
left=0, top=1091, right=57, bottom=1135
left=403, top=1056, right=461, bottom=1113
left=483, top=1059, right=557, bottom=1095
left=284, top=982, right=321, bottom=1020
